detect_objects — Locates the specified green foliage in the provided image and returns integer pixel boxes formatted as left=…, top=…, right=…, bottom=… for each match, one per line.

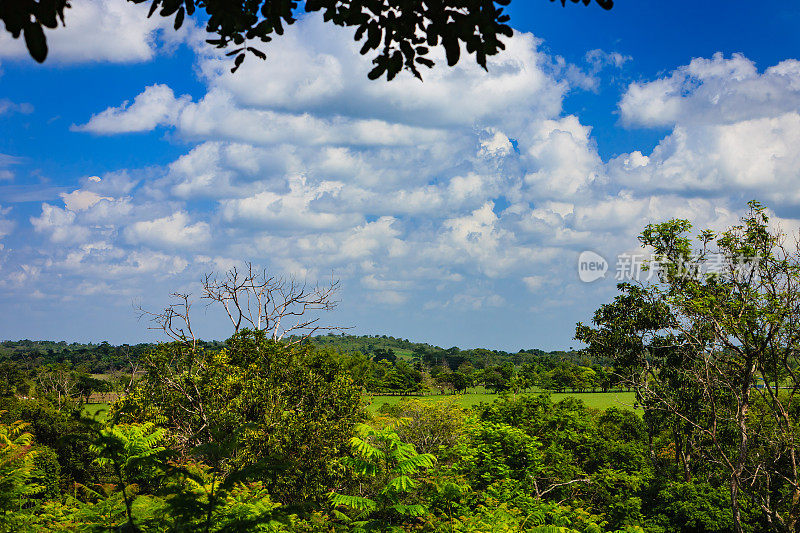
left=90, top=422, right=168, bottom=531
left=154, top=461, right=290, bottom=532
left=19, top=486, right=167, bottom=533
left=330, top=422, right=436, bottom=527
left=31, top=445, right=61, bottom=500
left=0, top=397, right=102, bottom=488
left=468, top=395, right=648, bottom=530
left=0, top=362, right=29, bottom=398
left=0, top=374, right=742, bottom=533
left=379, top=397, right=466, bottom=457
left=0, top=339, right=171, bottom=374
left=0, top=419, right=42, bottom=531
left=645, top=481, right=732, bottom=533
left=461, top=420, right=542, bottom=491
left=115, top=330, right=364, bottom=504
left=579, top=201, right=800, bottom=531
left=429, top=495, right=615, bottom=533
left=91, top=423, right=168, bottom=485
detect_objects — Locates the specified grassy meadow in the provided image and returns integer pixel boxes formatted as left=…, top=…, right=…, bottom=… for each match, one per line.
left=83, top=390, right=636, bottom=420
left=367, top=390, right=637, bottom=413
left=82, top=402, right=110, bottom=421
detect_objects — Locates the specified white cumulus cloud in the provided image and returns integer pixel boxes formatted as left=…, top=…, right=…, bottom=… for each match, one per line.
left=16, top=18, right=800, bottom=349
left=74, top=84, right=191, bottom=133
left=613, top=54, right=800, bottom=204
left=0, top=0, right=195, bottom=64
left=125, top=212, right=211, bottom=249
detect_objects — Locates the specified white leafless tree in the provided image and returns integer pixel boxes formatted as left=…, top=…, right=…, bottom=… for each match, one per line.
left=129, top=263, right=347, bottom=449
left=137, top=292, right=198, bottom=349
left=35, top=364, right=78, bottom=411
left=138, top=263, right=346, bottom=346
left=201, top=263, right=345, bottom=342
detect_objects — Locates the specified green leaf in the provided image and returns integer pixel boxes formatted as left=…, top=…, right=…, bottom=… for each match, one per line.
left=391, top=503, right=427, bottom=516
left=384, top=474, right=417, bottom=493
left=330, top=492, right=377, bottom=512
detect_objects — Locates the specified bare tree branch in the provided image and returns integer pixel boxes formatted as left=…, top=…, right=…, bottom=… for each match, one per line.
left=200, top=262, right=348, bottom=342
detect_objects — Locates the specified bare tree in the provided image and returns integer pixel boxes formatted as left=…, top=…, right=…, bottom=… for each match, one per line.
left=138, top=263, right=346, bottom=347
left=35, top=364, right=78, bottom=410
left=128, top=264, right=347, bottom=450
left=201, top=263, right=344, bottom=342
left=137, top=292, right=198, bottom=349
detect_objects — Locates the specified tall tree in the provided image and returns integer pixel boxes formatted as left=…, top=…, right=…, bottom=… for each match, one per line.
left=577, top=201, right=800, bottom=533
left=115, top=330, right=365, bottom=503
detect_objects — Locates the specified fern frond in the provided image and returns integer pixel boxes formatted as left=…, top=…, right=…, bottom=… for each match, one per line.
left=393, top=453, right=436, bottom=474
left=382, top=475, right=418, bottom=493
left=332, top=509, right=352, bottom=522
left=341, top=456, right=378, bottom=476
left=329, top=492, right=377, bottom=512
left=391, top=503, right=428, bottom=516
left=349, top=436, right=384, bottom=460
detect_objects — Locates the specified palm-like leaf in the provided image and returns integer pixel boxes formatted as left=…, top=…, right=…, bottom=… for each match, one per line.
left=382, top=475, right=418, bottom=493
left=331, top=421, right=437, bottom=525
left=393, top=453, right=436, bottom=475
left=329, top=492, right=377, bottom=512
left=390, top=503, right=427, bottom=516
left=0, top=419, right=43, bottom=511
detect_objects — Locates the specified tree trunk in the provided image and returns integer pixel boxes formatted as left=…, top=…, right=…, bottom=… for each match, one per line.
left=731, top=357, right=756, bottom=533
left=731, top=476, right=743, bottom=533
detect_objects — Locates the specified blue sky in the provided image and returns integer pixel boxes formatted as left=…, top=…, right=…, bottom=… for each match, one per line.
left=1, top=0, right=799, bottom=350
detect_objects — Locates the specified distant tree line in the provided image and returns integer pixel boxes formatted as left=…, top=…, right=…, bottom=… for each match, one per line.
left=0, top=335, right=625, bottom=397
left=0, top=339, right=221, bottom=374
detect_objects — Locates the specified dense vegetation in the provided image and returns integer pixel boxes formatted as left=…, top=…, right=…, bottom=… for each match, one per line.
left=2, top=203, right=798, bottom=531
left=0, top=339, right=657, bottom=533
left=0, top=335, right=619, bottom=398
left=0, top=339, right=225, bottom=374
left=0, top=335, right=767, bottom=532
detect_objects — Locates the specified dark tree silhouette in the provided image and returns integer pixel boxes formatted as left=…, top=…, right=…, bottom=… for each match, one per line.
left=2, top=0, right=612, bottom=79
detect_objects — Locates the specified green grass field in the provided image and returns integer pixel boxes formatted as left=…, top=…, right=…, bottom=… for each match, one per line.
left=391, top=348, right=415, bottom=361
left=367, top=391, right=637, bottom=413
left=82, top=391, right=637, bottom=422
left=82, top=402, right=110, bottom=421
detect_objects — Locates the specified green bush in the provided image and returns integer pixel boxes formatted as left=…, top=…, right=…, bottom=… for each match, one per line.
left=31, top=445, right=60, bottom=500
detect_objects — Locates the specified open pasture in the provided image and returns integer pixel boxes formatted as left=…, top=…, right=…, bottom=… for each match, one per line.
left=367, top=390, right=637, bottom=413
